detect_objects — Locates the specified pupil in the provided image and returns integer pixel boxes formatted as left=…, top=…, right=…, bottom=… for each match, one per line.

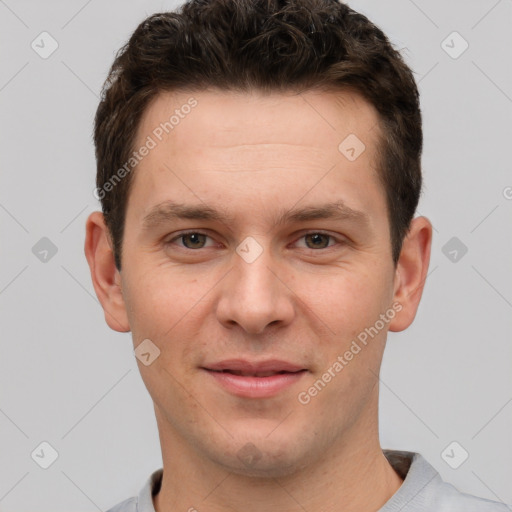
left=185, top=233, right=204, bottom=248
left=307, top=233, right=328, bottom=249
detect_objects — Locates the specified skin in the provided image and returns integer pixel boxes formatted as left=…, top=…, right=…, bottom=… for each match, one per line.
left=85, top=88, right=432, bottom=512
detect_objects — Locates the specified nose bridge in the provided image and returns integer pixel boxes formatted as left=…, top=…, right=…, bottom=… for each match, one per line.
left=216, top=237, right=294, bottom=333
left=236, top=247, right=277, bottom=299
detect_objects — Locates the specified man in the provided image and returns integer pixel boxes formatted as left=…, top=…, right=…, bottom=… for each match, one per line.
left=84, top=1, right=509, bottom=511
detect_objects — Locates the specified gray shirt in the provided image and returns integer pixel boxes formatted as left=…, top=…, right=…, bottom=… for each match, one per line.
left=106, top=450, right=510, bottom=512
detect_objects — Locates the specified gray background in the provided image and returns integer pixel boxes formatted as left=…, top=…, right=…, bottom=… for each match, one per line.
left=1, top=0, right=511, bottom=510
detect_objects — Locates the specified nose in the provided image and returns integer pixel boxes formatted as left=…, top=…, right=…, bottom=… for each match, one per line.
left=215, top=241, right=295, bottom=335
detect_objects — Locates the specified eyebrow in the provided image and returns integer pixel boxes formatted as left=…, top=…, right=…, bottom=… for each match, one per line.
left=141, top=199, right=370, bottom=231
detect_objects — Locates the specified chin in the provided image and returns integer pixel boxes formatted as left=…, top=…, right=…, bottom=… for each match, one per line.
left=214, top=435, right=316, bottom=479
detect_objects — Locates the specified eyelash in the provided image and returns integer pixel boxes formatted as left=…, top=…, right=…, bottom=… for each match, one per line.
left=166, top=230, right=344, bottom=252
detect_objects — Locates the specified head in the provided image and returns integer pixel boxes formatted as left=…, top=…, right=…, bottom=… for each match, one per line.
left=86, top=0, right=431, bottom=478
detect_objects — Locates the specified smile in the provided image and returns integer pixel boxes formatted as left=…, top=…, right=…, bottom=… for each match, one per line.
left=202, top=359, right=308, bottom=398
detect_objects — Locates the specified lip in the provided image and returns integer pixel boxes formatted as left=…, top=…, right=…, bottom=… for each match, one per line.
left=202, top=359, right=307, bottom=398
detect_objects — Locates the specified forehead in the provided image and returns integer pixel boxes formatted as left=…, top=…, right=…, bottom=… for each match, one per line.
left=137, top=87, right=380, bottom=158
left=128, top=88, right=385, bottom=225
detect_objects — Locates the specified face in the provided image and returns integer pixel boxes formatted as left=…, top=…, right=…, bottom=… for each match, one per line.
left=91, top=88, right=425, bottom=477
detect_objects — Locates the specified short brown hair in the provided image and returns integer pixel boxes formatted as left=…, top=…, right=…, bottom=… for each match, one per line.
left=94, top=0, right=422, bottom=269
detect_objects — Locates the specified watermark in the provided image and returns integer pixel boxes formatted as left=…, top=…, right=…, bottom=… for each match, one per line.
left=297, top=301, right=402, bottom=405
left=32, top=237, right=58, bottom=263
left=441, top=236, right=468, bottom=263
left=440, top=31, right=469, bottom=60
left=93, top=97, right=198, bottom=200
left=237, top=442, right=263, bottom=467
left=338, top=133, right=366, bottom=162
left=31, top=31, right=59, bottom=59
left=134, top=338, right=161, bottom=366
left=31, top=441, right=59, bottom=469
left=441, top=441, right=469, bottom=469
left=236, top=236, right=264, bottom=263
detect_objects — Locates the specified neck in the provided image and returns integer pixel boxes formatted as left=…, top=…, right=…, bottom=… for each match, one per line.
left=153, top=397, right=403, bottom=512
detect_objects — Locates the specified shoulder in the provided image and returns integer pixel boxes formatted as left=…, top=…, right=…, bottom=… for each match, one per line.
left=105, top=496, right=137, bottom=512
left=433, top=480, right=511, bottom=511
left=382, top=450, right=510, bottom=512
left=105, top=468, right=163, bottom=512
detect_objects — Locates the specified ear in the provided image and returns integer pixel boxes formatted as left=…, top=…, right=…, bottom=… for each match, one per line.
left=388, top=216, right=432, bottom=332
left=84, top=211, right=130, bottom=332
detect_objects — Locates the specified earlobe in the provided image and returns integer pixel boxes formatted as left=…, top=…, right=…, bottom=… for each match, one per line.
left=84, top=211, right=130, bottom=333
left=388, top=216, right=432, bottom=332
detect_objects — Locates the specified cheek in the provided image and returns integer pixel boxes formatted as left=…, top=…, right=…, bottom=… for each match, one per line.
left=123, top=262, right=200, bottom=329
left=299, top=268, right=388, bottom=333
left=298, top=268, right=392, bottom=393
left=122, top=267, right=214, bottom=377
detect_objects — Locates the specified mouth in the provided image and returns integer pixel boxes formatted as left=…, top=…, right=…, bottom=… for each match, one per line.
left=202, top=360, right=308, bottom=398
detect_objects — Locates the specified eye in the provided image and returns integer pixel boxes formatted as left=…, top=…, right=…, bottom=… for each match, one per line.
left=165, top=231, right=342, bottom=252
left=295, top=232, right=339, bottom=250
left=168, top=231, right=214, bottom=249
